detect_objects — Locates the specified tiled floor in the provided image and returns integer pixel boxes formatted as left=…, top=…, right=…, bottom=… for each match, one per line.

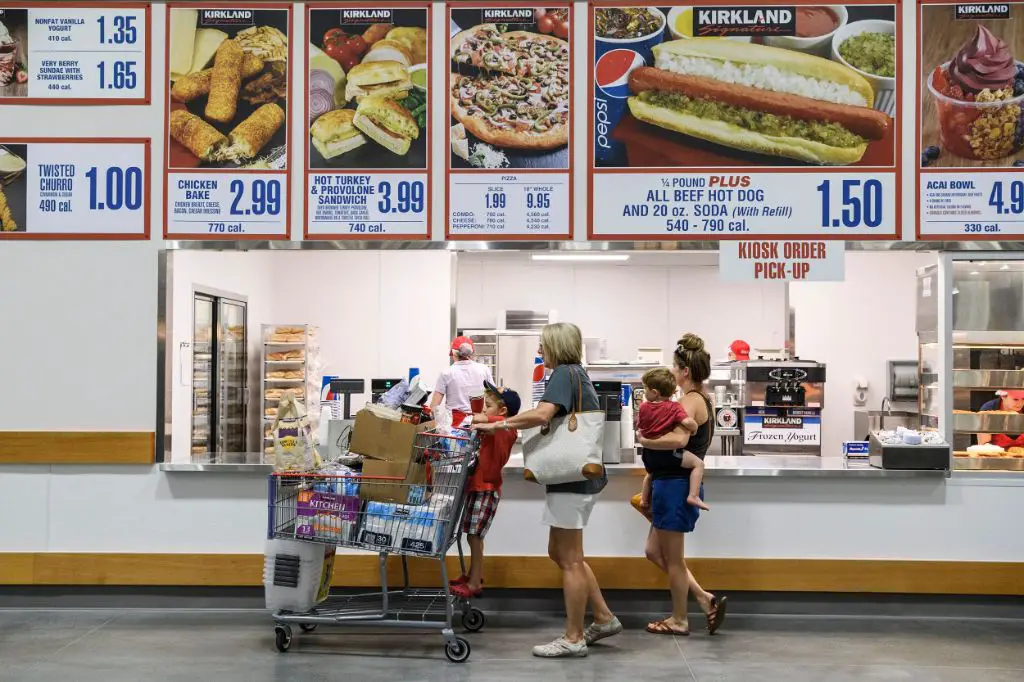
left=1, top=609, right=1022, bottom=681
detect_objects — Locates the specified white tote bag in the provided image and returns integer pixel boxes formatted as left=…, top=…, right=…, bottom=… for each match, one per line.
left=521, top=368, right=606, bottom=485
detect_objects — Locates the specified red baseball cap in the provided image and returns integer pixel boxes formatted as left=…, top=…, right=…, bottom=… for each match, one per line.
left=451, top=336, right=475, bottom=353
left=997, top=390, right=1024, bottom=399
left=729, top=340, right=750, bottom=361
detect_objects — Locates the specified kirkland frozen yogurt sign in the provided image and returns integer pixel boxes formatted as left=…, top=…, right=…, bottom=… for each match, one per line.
left=719, top=241, right=845, bottom=281
left=693, top=7, right=796, bottom=37
left=954, top=4, right=1012, bottom=19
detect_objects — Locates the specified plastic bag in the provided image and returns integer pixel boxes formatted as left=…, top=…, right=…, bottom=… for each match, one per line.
left=272, top=391, right=319, bottom=472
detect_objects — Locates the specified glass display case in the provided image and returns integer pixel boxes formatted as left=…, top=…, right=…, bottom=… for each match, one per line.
left=919, top=257, right=1024, bottom=472
left=190, top=290, right=248, bottom=457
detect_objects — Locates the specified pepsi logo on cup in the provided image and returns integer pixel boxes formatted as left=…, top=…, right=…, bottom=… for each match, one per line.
left=592, top=6, right=666, bottom=166
left=595, top=49, right=646, bottom=99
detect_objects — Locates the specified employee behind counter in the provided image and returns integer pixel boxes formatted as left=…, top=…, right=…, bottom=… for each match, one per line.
left=977, top=390, right=1024, bottom=449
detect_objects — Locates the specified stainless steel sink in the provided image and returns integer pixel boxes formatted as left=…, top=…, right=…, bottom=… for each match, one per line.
left=854, top=410, right=919, bottom=440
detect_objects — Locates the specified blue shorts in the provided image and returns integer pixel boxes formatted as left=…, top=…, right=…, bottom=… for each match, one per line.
left=651, top=478, right=703, bottom=533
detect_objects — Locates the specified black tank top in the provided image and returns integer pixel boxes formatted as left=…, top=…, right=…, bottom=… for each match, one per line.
left=685, top=390, right=715, bottom=460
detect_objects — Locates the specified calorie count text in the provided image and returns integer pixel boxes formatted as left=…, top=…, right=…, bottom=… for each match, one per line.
left=620, top=175, right=887, bottom=233
left=36, top=12, right=142, bottom=93
left=923, top=178, right=1024, bottom=235
left=37, top=163, right=143, bottom=214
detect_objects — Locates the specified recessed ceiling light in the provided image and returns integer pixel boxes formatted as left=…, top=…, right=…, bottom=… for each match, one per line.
left=970, top=271, right=981, bottom=276
left=531, top=254, right=630, bottom=262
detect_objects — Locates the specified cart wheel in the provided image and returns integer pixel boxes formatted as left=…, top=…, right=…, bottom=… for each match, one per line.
left=274, top=625, right=292, bottom=653
left=462, top=608, right=486, bottom=632
left=444, top=636, right=471, bottom=663
left=299, top=623, right=317, bottom=633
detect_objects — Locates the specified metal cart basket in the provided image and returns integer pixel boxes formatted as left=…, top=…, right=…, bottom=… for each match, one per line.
left=266, top=429, right=484, bottom=662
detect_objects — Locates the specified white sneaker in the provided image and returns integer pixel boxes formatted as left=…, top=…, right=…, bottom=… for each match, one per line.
left=584, top=616, right=623, bottom=645
left=532, top=637, right=588, bottom=658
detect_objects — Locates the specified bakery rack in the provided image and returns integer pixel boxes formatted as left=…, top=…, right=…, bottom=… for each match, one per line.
left=262, top=324, right=321, bottom=462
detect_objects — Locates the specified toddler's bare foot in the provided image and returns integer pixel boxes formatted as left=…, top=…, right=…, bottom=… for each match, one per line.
left=688, top=495, right=710, bottom=511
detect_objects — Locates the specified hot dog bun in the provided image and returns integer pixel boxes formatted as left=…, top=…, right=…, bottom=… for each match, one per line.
left=654, top=38, right=874, bottom=108
left=630, top=67, right=888, bottom=140
left=627, top=96, right=866, bottom=166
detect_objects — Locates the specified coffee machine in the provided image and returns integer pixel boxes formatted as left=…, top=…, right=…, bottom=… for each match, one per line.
left=733, top=359, right=827, bottom=456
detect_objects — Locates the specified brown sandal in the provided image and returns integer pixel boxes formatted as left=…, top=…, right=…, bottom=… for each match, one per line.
left=646, top=620, right=690, bottom=636
left=705, top=595, right=728, bottom=634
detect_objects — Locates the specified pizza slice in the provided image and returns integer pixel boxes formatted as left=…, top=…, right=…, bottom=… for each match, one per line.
left=451, top=23, right=521, bottom=75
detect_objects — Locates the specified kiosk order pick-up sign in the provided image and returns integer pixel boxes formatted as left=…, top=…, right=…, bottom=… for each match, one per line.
left=589, top=2, right=901, bottom=240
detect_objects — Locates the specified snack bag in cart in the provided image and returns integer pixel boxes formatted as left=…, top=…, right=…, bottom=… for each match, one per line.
left=272, top=391, right=320, bottom=472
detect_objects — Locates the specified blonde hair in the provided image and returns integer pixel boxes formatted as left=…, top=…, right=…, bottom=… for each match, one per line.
left=673, top=333, right=711, bottom=384
left=642, top=367, right=676, bottom=398
left=540, top=322, right=583, bottom=367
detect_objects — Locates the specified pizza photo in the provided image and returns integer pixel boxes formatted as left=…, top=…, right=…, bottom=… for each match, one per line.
left=449, top=7, right=571, bottom=169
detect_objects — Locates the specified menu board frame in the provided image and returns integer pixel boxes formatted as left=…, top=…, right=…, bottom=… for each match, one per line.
left=303, top=1, right=433, bottom=241
left=161, top=2, right=294, bottom=240
left=587, top=0, right=902, bottom=241
left=0, top=136, right=152, bottom=240
left=0, top=1, right=152, bottom=106
left=915, top=0, right=1024, bottom=240
left=445, top=1, right=575, bottom=241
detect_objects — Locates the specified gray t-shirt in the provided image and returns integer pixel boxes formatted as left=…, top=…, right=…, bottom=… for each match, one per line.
left=538, top=364, right=608, bottom=495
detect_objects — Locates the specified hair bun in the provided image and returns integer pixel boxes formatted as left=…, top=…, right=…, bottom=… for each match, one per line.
left=678, top=333, right=705, bottom=353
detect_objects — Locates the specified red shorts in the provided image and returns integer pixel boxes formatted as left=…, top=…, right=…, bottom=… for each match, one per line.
left=460, top=490, right=500, bottom=537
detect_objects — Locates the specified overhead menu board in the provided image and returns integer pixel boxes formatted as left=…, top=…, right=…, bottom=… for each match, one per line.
left=163, top=4, right=292, bottom=239
left=446, top=2, right=573, bottom=239
left=304, top=4, right=431, bottom=239
left=0, top=138, right=150, bottom=238
left=0, top=2, right=150, bottom=104
left=588, top=1, right=901, bottom=240
left=917, top=2, right=1024, bottom=239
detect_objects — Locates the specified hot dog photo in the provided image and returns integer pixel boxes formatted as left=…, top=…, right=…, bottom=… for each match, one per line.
left=593, top=3, right=898, bottom=168
left=166, top=6, right=290, bottom=170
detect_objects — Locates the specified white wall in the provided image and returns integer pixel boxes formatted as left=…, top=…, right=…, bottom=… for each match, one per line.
left=790, top=251, right=936, bottom=447
left=456, top=253, right=788, bottom=363
left=169, top=250, right=455, bottom=461
left=170, top=250, right=277, bottom=462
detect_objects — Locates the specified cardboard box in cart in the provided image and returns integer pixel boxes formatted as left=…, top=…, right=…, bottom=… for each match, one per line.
left=349, top=409, right=432, bottom=504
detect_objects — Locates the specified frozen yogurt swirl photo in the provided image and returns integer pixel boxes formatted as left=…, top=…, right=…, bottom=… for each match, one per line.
left=949, top=25, right=1014, bottom=93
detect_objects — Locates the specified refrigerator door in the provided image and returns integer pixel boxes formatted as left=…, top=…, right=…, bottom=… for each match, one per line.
left=191, top=295, right=215, bottom=456
left=496, top=332, right=541, bottom=409
left=217, top=298, right=247, bottom=454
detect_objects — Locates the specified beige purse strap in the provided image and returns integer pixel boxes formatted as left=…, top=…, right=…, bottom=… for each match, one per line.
left=568, top=366, right=583, bottom=432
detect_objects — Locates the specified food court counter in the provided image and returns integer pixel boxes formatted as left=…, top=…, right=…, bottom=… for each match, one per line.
left=502, top=453, right=949, bottom=479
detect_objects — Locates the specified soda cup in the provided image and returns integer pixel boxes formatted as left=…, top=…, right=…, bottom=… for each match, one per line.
left=593, top=7, right=667, bottom=167
left=470, top=391, right=485, bottom=414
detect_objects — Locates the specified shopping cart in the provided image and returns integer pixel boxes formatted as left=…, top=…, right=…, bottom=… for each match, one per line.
left=266, top=429, right=483, bottom=662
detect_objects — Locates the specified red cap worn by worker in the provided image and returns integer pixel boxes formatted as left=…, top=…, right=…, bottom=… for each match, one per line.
left=729, top=340, right=750, bottom=361
left=450, top=336, right=475, bottom=358
left=996, top=390, right=1024, bottom=399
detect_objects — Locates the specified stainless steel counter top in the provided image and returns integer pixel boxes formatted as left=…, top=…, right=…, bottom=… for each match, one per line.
left=160, top=452, right=949, bottom=478
left=504, top=454, right=950, bottom=479
left=160, top=453, right=272, bottom=474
